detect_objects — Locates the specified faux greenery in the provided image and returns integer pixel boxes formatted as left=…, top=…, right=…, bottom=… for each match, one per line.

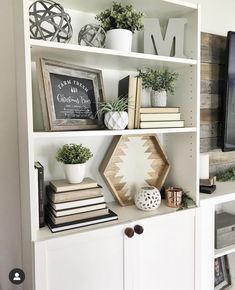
left=137, top=67, right=179, bottom=94
left=177, top=192, right=196, bottom=211
left=217, top=167, right=235, bottom=182
left=97, top=98, right=128, bottom=114
left=95, top=2, right=144, bottom=33
left=56, top=144, right=93, bottom=164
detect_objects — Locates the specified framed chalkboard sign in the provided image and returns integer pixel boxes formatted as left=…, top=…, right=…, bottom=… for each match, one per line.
left=37, top=58, right=105, bottom=131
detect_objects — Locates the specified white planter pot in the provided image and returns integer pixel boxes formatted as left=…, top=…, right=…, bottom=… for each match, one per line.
left=151, top=90, right=167, bottom=107
left=141, top=87, right=152, bottom=107
left=64, top=163, right=86, bottom=184
left=105, top=29, right=133, bottom=52
left=104, top=111, right=128, bottom=130
left=134, top=186, right=161, bottom=211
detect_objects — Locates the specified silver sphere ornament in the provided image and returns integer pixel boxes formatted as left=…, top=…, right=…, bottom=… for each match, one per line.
left=78, top=24, right=106, bottom=48
left=29, top=0, right=73, bottom=43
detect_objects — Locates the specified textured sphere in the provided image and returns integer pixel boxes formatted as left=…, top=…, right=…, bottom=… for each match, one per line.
left=134, top=186, right=161, bottom=211
left=29, top=0, right=73, bottom=43
left=104, top=111, right=128, bottom=130
left=78, top=24, right=106, bottom=48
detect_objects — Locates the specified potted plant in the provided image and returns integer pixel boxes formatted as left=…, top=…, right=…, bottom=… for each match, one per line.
left=95, top=1, right=144, bottom=52
left=97, top=98, right=128, bottom=130
left=56, top=144, right=93, bottom=184
left=137, top=68, right=153, bottom=107
left=151, top=67, right=178, bottom=107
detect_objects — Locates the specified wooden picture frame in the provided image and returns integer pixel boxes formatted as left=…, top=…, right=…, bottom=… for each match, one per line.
left=37, top=58, right=105, bottom=131
left=214, top=256, right=232, bottom=290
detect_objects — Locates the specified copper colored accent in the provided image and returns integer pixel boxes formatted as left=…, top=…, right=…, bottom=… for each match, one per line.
left=124, top=227, right=135, bottom=238
left=165, top=187, right=183, bottom=208
left=134, top=225, right=144, bottom=235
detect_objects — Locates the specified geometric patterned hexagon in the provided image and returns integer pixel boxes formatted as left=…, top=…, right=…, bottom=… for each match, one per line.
left=99, top=134, right=170, bottom=206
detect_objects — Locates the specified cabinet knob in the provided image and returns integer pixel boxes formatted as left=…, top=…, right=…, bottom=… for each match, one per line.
left=134, top=225, right=144, bottom=235
left=124, top=227, right=135, bottom=238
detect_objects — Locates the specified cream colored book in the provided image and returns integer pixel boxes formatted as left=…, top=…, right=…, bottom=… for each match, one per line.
left=140, top=113, right=181, bottom=121
left=140, top=107, right=180, bottom=114
left=140, top=120, right=185, bottom=128
left=134, top=78, right=142, bottom=129
left=49, top=177, right=98, bottom=193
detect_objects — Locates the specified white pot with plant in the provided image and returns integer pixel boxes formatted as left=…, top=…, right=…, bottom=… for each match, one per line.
left=56, top=144, right=93, bottom=184
left=150, top=67, right=179, bottom=107
left=95, top=2, right=144, bottom=52
left=98, top=98, right=128, bottom=130
left=137, top=69, right=152, bottom=107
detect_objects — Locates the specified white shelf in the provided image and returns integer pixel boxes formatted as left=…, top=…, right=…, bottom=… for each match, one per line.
left=30, top=39, right=197, bottom=70
left=33, top=127, right=197, bottom=138
left=200, top=182, right=235, bottom=206
left=49, top=0, right=198, bottom=17
left=215, top=244, right=235, bottom=259
left=35, top=201, right=186, bottom=242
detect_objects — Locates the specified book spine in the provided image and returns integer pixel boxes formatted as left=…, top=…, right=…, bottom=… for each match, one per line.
left=36, top=164, right=45, bottom=228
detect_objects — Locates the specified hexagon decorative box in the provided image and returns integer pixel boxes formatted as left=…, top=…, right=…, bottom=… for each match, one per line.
left=99, top=134, right=170, bottom=206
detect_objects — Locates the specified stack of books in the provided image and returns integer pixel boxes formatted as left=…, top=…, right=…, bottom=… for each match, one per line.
left=46, top=177, right=118, bottom=233
left=200, top=176, right=216, bottom=194
left=118, top=76, right=184, bottom=129
left=139, top=107, right=185, bottom=129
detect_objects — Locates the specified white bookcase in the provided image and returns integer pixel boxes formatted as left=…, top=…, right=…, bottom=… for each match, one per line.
left=13, top=0, right=200, bottom=289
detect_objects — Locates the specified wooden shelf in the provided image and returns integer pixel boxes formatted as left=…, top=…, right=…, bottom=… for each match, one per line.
left=35, top=201, right=184, bottom=242
left=30, top=39, right=197, bottom=71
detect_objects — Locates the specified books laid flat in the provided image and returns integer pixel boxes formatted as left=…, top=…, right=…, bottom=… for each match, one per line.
left=47, top=209, right=118, bottom=233
left=140, top=113, right=181, bottom=122
left=118, top=75, right=137, bottom=129
left=46, top=206, right=109, bottom=224
left=48, top=196, right=106, bottom=210
left=140, top=120, right=185, bottom=128
left=49, top=177, right=98, bottom=193
left=48, top=202, right=107, bottom=217
left=34, top=161, right=45, bottom=228
left=140, top=107, right=180, bottom=114
left=46, top=185, right=103, bottom=203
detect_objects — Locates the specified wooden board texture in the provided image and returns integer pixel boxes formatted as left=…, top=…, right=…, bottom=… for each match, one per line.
left=200, top=32, right=235, bottom=174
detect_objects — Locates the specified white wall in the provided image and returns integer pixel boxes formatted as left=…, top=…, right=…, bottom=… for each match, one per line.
left=186, top=0, right=235, bottom=36
left=0, top=0, right=22, bottom=289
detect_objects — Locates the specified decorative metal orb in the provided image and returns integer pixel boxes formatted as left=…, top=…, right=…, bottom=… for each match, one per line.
left=78, top=24, right=106, bottom=48
left=29, top=0, right=73, bottom=43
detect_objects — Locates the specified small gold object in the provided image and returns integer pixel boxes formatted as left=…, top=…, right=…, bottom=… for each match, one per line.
left=165, top=187, right=183, bottom=208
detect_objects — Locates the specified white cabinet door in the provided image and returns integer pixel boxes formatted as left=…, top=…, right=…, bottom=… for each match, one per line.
left=34, top=225, right=124, bottom=290
left=131, top=209, right=195, bottom=290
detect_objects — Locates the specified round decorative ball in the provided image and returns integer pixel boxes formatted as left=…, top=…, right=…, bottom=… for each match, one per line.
left=78, top=24, right=106, bottom=48
left=134, top=186, right=161, bottom=211
left=29, top=0, right=73, bottom=43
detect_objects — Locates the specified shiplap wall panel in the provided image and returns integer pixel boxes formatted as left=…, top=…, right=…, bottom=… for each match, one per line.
left=200, top=32, right=235, bottom=174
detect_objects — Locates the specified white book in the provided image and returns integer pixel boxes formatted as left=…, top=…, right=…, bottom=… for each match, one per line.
left=140, top=113, right=181, bottom=121
left=140, top=120, right=185, bottom=128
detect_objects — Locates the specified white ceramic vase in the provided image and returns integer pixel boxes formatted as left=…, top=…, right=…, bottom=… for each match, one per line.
left=104, top=111, right=128, bottom=130
left=151, top=90, right=167, bottom=107
left=141, top=87, right=152, bottom=107
left=63, top=163, right=86, bottom=184
left=105, top=29, right=133, bottom=52
left=134, top=186, right=161, bottom=211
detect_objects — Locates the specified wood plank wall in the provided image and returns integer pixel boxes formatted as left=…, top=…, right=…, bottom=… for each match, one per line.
left=201, top=32, right=235, bottom=174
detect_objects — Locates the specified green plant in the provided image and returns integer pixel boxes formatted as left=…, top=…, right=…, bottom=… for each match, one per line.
left=137, top=67, right=179, bottom=94
left=177, top=192, right=196, bottom=211
left=56, top=144, right=93, bottom=164
left=97, top=98, right=128, bottom=114
left=95, top=2, right=144, bottom=33
left=217, top=167, right=235, bottom=182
